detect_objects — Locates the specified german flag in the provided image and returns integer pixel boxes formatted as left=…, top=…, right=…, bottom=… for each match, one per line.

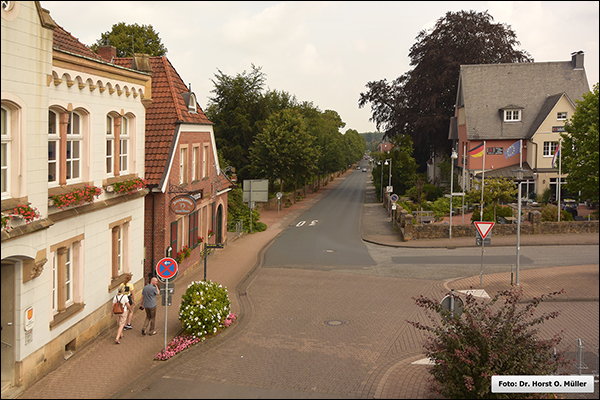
left=468, top=142, right=484, bottom=158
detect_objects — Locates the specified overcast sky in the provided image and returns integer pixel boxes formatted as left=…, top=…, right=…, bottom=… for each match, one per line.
left=42, top=1, right=599, bottom=134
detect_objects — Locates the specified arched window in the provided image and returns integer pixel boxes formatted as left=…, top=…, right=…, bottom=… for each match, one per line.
left=106, top=115, right=114, bottom=176
left=1, top=106, right=10, bottom=198
left=119, top=115, right=129, bottom=173
left=66, top=111, right=82, bottom=182
left=48, top=110, right=60, bottom=185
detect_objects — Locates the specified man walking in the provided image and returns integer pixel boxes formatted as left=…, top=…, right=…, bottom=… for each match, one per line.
left=141, top=277, right=159, bottom=336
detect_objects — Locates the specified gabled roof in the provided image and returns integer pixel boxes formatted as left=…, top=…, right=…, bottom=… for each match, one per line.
left=458, top=59, right=589, bottom=141
left=52, top=23, right=105, bottom=61
left=113, top=56, right=213, bottom=186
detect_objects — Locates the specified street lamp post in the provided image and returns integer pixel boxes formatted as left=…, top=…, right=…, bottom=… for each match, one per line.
left=449, top=149, right=458, bottom=238
left=379, top=161, right=383, bottom=203
left=384, top=158, right=392, bottom=213
left=511, top=167, right=525, bottom=285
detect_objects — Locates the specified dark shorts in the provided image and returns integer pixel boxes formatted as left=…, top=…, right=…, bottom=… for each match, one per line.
left=128, top=295, right=133, bottom=305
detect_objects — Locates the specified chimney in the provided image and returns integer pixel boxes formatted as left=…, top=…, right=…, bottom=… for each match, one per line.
left=98, top=37, right=116, bottom=63
left=571, top=51, right=584, bottom=70
left=132, top=53, right=152, bottom=73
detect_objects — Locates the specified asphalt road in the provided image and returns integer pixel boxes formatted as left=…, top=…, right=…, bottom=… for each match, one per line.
left=263, top=167, right=375, bottom=268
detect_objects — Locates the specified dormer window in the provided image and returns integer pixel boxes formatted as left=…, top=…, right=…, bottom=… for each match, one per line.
left=504, top=109, right=521, bottom=122
left=188, top=93, right=197, bottom=113
left=181, top=84, right=197, bottom=114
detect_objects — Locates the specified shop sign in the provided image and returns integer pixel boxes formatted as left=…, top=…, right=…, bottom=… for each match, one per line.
left=170, top=195, right=196, bottom=215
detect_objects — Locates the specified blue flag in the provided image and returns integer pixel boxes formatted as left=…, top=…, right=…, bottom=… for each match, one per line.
left=504, top=140, right=521, bottom=159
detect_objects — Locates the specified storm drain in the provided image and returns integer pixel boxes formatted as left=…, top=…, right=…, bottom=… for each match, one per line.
left=325, top=319, right=345, bottom=326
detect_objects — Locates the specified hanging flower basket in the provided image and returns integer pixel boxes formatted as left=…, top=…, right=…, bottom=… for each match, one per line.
left=50, top=185, right=103, bottom=210
left=112, top=177, right=147, bottom=195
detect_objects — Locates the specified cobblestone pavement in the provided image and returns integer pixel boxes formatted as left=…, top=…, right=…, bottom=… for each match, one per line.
left=12, top=170, right=599, bottom=399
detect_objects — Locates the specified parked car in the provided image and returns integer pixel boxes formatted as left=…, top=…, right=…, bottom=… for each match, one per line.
left=561, top=200, right=578, bottom=218
left=356, top=166, right=361, bottom=170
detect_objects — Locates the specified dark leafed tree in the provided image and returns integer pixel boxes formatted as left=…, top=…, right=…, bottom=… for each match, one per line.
left=91, top=22, right=167, bottom=57
left=205, top=65, right=269, bottom=182
left=359, top=10, right=533, bottom=169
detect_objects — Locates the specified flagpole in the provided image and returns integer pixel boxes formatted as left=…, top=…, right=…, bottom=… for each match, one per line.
left=557, top=139, right=562, bottom=222
left=480, top=140, right=486, bottom=221
left=516, top=139, right=523, bottom=286
left=462, top=142, right=466, bottom=224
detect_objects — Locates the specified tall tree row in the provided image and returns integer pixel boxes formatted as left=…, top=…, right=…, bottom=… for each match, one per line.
left=206, top=66, right=365, bottom=187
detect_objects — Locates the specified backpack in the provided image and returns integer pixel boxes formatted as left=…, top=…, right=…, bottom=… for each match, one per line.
left=113, top=295, right=125, bottom=314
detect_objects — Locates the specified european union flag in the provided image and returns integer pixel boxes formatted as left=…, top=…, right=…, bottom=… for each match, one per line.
left=504, top=140, right=521, bottom=159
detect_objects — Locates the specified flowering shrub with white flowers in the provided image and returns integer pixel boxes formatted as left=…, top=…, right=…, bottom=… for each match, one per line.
left=178, top=280, right=232, bottom=340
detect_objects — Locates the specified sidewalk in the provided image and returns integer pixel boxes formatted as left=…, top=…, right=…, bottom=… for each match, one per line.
left=13, top=170, right=599, bottom=400
left=13, top=172, right=353, bottom=400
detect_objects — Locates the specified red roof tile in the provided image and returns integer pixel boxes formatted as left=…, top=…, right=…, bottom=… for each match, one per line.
left=52, top=23, right=104, bottom=61
left=113, top=56, right=213, bottom=186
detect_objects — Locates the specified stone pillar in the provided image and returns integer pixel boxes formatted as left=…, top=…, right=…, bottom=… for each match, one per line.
left=530, top=210, right=542, bottom=235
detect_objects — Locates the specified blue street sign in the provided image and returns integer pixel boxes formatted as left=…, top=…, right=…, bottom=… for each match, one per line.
left=156, top=257, right=178, bottom=280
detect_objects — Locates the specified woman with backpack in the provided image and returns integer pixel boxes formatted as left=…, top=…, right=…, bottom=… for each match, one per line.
left=112, top=285, right=132, bottom=344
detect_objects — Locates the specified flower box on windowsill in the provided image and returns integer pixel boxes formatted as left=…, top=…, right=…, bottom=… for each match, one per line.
left=111, top=178, right=147, bottom=195
left=50, top=185, right=103, bottom=210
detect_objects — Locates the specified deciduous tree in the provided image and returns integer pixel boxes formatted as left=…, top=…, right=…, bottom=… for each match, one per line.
left=91, top=22, right=167, bottom=57
left=561, top=82, right=599, bottom=204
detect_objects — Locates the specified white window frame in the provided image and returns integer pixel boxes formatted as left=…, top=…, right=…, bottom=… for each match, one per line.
left=51, top=239, right=82, bottom=314
left=64, top=244, right=73, bottom=306
left=110, top=218, right=131, bottom=279
left=188, top=94, right=197, bottom=113
left=66, top=111, right=82, bottom=182
left=557, top=112, right=567, bottom=121
left=543, top=141, right=559, bottom=157
left=192, top=145, right=199, bottom=181
left=106, top=115, right=115, bottom=177
left=202, top=145, right=209, bottom=179
left=119, top=116, right=129, bottom=174
left=48, top=110, right=60, bottom=186
left=180, top=146, right=188, bottom=184
left=504, top=109, right=521, bottom=122
left=1, top=106, right=10, bottom=198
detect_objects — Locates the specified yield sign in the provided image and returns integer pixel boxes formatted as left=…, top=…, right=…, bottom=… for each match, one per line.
left=474, top=221, right=495, bottom=240
left=156, top=257, right=178, bottom=280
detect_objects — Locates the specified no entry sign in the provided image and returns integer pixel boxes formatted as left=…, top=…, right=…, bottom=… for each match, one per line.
left=156, top=257, right=178, bottom=281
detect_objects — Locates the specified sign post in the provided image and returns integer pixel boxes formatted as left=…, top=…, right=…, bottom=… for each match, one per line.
left=474, top=222, right=494, bottom=285
left=155, top=257, right=178, bottom=352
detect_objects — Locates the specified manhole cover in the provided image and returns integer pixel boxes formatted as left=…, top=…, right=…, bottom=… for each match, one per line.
left=325, top=320, right=344, bottom=326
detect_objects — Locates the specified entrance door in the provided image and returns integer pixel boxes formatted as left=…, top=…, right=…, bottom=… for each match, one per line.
left=216, top=205, right=223, bottom=244
left=1, top=261, right=15, bottom=387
